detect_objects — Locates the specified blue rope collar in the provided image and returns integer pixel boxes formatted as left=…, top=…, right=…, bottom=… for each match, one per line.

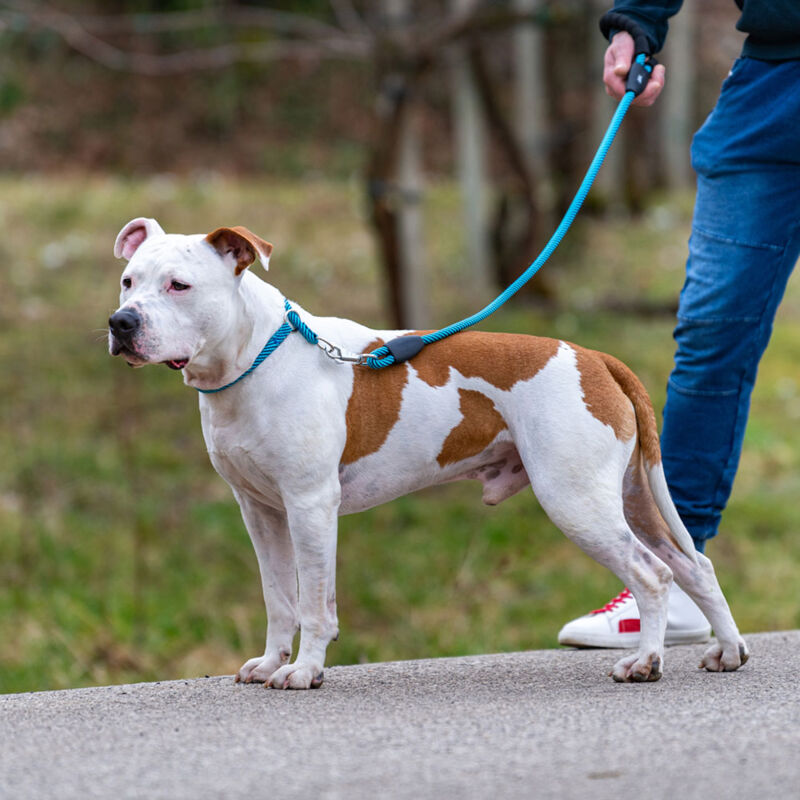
left=195, top=299, right=316, bottom=394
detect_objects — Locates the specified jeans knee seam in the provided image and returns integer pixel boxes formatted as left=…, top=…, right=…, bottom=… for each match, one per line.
left=667, top=378, right=739, bottom=398
left=692, top=224, right=785, bottom=253
left=676, top=314, right=761, bottom=324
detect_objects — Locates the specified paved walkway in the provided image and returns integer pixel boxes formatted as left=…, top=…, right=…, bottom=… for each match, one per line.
left=2, top=631, right=798, bottom=799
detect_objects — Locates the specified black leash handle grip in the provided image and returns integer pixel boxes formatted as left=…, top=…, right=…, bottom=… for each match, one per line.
left=599, top=11, right=652, bottom=57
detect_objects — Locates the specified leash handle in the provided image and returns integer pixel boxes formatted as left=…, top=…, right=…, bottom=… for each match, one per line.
left=598, top=11, right=658, bottom=99
left=598, top=10, right=652, bottom=58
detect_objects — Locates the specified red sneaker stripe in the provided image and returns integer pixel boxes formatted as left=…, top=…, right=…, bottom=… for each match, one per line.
left=618, top=618, right=641, bottom=634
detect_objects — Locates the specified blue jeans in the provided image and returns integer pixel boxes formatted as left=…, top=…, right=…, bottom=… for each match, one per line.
left=660, top=57, right=800, bottom=552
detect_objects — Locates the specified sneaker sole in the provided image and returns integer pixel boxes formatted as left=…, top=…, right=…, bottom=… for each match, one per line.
left=559, top=628, right=711, bottom=649
left=558, top=633, right=640, bottom=649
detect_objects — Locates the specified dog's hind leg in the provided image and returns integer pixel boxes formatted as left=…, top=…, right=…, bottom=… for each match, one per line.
left=623, top=454, right=749, bottom=672
left=234, top=496, right=300, bottom=684
left=554, top=515, right=672, bottom=682
left=528, top=452, right=673, bottom=682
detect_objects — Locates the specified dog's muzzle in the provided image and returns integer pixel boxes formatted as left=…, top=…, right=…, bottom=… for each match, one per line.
left=109, top=307, right=142, bottom=354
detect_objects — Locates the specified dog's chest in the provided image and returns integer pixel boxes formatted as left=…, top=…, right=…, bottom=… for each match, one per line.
left=200, top=407, right=284, bottom=508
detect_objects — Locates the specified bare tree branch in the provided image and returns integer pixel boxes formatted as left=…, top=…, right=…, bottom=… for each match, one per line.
left=0, top=0, right=371, bottom=75
left=2, top=2, right=351, bottom=40
left=329, top=0, right=371, bottom=36
left=0, top=0, right=552, bottom=77
left=413, top=4, right=552, bottom=62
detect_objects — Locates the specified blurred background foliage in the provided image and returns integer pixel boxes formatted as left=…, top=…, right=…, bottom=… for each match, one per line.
left=0, top=1, right=798, bottom=694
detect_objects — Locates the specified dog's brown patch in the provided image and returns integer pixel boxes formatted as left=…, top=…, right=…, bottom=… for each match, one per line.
left=579, top=348, right=662, bottom=466
left=342, top=331, right=558, bottom=466
left=341, top=339, right=409, bottom=465
left=412, top=331, right=560, bottom=390
left=436, top=389, right=508, bottom=467
left=605, top=353, right=661, bottom=466
left=573, top=346, right=637, bottom=444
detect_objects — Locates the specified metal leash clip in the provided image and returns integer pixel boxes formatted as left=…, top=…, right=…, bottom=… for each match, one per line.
left=284, top=300, right=372, bottom=366
left=316, top=336, right=371, bottom=366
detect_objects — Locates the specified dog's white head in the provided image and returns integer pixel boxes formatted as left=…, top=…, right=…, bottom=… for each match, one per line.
left=108, top=217, right=273, bottom=371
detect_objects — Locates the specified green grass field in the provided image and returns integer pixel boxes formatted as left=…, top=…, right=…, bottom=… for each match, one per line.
left=1, top=176, right=798, bottom=694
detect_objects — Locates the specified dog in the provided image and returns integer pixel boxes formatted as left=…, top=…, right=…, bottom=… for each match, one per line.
left=108, top=217, right=749, bottom=688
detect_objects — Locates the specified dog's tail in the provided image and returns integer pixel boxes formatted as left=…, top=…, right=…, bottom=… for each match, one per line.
left=598, top=352, right=698, bottom=564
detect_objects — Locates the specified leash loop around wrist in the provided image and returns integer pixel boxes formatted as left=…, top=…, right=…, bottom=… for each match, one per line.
left=598, top=11, right=658, bottom=98
left=598, top=10, right=652, bottom=58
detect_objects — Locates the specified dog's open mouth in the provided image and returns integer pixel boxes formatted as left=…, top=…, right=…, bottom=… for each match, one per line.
left=164, top=359, right=189, bottom=370
left=111, top=342, right=147, bottom=367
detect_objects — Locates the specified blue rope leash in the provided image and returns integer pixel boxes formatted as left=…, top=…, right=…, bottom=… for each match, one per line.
left=365, top=57, right=650, bottom=370
left=196, top=53, right=653, bottom=392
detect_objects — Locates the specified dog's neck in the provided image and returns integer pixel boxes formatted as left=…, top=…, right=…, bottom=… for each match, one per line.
left=183, top=275, right=287, bottom=393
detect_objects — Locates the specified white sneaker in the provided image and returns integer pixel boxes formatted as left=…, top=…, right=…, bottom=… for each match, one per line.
left=557, top=583, right=712, bottom=648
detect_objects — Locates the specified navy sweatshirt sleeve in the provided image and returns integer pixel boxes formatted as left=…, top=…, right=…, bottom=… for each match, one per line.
left=601, top=2, right=683, bottom=54
left=604, top=1, right=800, bottom=61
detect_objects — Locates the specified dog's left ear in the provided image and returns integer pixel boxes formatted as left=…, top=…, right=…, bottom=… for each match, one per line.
left=205, top=226, right=273, bottom=276
left=114, top=217, right=166, bottom=260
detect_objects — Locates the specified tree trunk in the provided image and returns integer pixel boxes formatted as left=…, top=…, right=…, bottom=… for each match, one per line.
left=450, top=0, right=492, bottom=303
left=663, top=3, right=694, bottom=188
left=513, top=0, right=550, bottom=210
left=396, top=103, right=429, bottom=329
left=366, top=0, right=428, bottom=329
left=591, top=0, right=624, bottom=210
left=468, top=44, right=552, bottom=301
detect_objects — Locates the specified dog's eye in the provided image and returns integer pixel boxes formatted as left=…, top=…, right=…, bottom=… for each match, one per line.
left=122, top=277, right=132, bottom=289
left=170, top=280, right=191, bottom=292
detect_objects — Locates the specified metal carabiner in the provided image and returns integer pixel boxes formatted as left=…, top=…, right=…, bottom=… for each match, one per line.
left=316, top=336, right=371, bottom=365
left=284, top=299, right=374, bottom=366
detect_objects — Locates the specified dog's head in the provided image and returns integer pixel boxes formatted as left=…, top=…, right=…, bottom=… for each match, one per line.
left=108, top=217, right=273, bottom=370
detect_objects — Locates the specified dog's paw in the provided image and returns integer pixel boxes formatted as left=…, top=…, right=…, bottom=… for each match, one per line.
left=268, top=661, right=325, bottom=690
left=698, top=639, right=749, bottom=673
left=610, top=651, right=663, bottom=683
left=235, top=650, right=290, bottom=684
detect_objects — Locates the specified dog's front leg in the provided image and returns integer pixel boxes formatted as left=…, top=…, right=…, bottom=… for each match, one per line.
left=234, top=496, right=300, bottom=685
left=267, top=484, right=340, bottom=690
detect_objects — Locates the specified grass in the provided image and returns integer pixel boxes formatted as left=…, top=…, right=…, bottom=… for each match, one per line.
left=1, top=175, right=798, bottom=694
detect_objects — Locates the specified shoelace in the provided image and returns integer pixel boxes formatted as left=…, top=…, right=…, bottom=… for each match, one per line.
left=591, top=588, right=633, bottom=615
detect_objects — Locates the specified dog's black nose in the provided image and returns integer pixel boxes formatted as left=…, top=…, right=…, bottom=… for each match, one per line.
left=109, top=308, right=141, bottom=340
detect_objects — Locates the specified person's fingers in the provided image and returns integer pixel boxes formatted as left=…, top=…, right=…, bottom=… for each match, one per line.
left=603, top=50, right=627, bottom=99
left=633, top=63, right=666, bottom=107
left=603, top=32, right=634, bottom=99
left=611, top=33, right=635, bottom=76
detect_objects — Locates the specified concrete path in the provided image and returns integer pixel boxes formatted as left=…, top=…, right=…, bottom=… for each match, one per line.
left=2, top=631, right=798, bottom=800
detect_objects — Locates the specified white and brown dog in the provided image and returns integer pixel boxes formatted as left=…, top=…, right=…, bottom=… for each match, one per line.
left=108, top=217, right=749, bottom=688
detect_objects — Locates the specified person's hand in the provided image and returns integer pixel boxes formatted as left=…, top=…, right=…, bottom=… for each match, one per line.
left=603, top=31, right=666, bottom=107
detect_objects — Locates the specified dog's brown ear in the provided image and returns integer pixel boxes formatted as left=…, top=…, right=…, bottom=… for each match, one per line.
left=205, top=226, right=273, bottom=275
